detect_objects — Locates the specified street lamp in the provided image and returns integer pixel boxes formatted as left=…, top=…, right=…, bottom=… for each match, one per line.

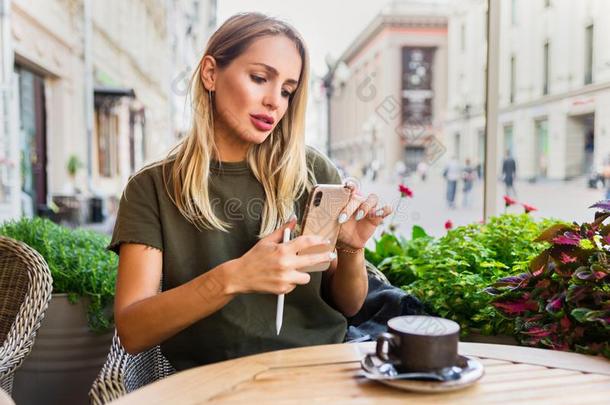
left=321, top=57, right=350, bottom=159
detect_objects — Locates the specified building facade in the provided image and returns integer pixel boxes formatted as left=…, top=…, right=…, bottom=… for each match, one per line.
left=447, top=0, right=610, bottom=181
left=0, top=0, right=215, bottom=222
left=328, top=0, right=449, bottom=181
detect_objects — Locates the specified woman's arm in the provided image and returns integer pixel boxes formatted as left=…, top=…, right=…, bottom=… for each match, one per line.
left=324, top=250, right=368, bottom=317
left=114, top=243, right=239, bottom=354
left=114, top=225, right=330, bottom=354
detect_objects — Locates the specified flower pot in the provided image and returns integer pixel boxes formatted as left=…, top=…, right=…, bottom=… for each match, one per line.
left=461, top=329, right=519, bottom=346
left=12, top=293, right=113, bottom=405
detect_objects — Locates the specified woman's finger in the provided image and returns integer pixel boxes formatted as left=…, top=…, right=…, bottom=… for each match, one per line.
left=372, top=204, right=393, bottom=218
left=354, top=193, right=379, bottom=221
left=286, top=234, right=330, bottom=253
left=292, top=250, right=337, bottom=270
left=338, top=193, right=366, bottom=224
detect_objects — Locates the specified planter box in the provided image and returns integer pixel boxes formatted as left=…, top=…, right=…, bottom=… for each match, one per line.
left=12, top=294, right=113, bottom=405
left=461, top=331, right=519, bottom=346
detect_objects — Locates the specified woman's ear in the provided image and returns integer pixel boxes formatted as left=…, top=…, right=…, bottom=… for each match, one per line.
left=200, top=55, right=217, bottom=91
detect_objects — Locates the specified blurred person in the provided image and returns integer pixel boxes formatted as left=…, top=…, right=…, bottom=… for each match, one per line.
left=394, top=160, right=407, bottom=183
left=462, top=158, right=476, bottom=208
left=603, top=154, right=610, bottom=200
left=416, top=160, right=428, bottom=182
left=502, top=150, right=517, bottom=198
left=443, top=156, right=460, bottom=209
left=109, top=13, right=393, bottom=371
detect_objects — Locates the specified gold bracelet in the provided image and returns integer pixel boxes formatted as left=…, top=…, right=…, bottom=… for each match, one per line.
left=335, top=243, right=364, bottom=254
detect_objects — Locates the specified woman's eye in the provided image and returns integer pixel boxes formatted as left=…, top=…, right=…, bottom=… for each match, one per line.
left=281, top=89, right=293, bottom=98
left=251, top=75, right=266, bottom=83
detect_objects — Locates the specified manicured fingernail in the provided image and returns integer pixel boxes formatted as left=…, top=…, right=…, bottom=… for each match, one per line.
left=289, top=214, right=297, bottom=222
left=375, top=208, right=384, bottom=217
left=338, top=212, right=348, bottom=224
left=329, top=251, right=337, bottom=260
left=355, top=210, right=365, bottom=221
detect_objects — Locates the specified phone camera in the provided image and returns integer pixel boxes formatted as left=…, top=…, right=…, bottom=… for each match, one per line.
left=313, top=191, right=323, bottom=207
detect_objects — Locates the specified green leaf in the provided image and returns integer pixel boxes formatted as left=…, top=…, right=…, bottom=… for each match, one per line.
left=411, top=225, right=428, bottom=240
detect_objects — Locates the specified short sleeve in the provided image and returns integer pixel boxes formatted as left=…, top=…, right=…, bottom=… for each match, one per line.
left=306, top=146, right=343, bottom=185
left=107, top=169, right=163, bottom=255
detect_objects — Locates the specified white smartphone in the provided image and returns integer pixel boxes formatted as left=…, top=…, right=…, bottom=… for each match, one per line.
left=296, top=184, right=351, bottom=272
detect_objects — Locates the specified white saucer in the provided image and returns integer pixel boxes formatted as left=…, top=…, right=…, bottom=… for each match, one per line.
left=360, top=353, right=484, bottom=393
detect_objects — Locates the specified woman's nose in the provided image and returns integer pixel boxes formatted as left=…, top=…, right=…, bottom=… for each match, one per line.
left=262, top=88, right=281, bottom=110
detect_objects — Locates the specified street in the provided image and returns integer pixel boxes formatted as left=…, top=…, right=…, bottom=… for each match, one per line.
left=359, top=172, right=606, bottom=247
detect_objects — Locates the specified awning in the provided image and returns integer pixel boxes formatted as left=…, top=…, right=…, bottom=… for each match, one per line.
left=94, top=86, right=136, bottom=98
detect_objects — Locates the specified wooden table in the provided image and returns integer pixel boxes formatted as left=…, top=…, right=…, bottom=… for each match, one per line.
left=0, top=388, right=15, bottom=405
left=112, top=342, right=610, bottom=404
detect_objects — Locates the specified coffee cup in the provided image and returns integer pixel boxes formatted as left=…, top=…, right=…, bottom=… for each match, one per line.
left=375, top=315, right=460, bottom=372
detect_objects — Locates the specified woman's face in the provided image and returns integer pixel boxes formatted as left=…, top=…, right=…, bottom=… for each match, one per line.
left=210, top=35, right=302, bottom=145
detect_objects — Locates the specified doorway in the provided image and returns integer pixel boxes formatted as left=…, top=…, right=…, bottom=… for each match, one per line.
left=534, top=119, right=549, bottom=179
left=15, top=66, right=48, bottom=217
left=566, top=113, right=594, bottom=178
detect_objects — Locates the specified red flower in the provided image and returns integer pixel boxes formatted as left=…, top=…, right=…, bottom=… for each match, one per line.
left=444, top=220, right=453, bottom=230
left=522, top=203, right=537, bottom=214
left=398, top=184, right=413, bottom=198
left=503, top=195, right=517, bottom=207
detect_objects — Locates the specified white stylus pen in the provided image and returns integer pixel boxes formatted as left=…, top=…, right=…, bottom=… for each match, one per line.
left=276, top=227, right=291, bottom=335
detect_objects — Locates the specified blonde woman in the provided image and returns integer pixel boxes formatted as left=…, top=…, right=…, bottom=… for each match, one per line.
left=110, top=12, right=392, bottom=371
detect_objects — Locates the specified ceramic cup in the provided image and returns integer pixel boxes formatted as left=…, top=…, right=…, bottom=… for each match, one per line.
left=375, top=315, right=460, bottom=372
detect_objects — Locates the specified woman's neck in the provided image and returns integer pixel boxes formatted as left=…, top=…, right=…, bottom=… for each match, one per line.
left=213, top=122, right=251, bottom=162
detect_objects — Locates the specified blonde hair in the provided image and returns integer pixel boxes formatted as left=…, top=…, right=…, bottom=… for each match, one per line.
left=156, top=13, right=314, bottom=238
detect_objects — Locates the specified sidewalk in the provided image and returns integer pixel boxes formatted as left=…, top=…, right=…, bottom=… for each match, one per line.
left=360, top=173, right=605, bottom=243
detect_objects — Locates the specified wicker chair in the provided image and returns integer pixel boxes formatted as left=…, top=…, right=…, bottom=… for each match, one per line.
left=89, top=331, right=176, bottom=404
left=89, top=260, right=389, bottom=404
left=0, top=236, right=53, bottom=394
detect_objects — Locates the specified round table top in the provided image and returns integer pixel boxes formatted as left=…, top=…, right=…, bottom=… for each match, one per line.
left=112, top=341, right=610, bottom=404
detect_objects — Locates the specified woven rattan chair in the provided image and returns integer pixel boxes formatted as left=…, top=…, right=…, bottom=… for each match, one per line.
left=89, top=331, right=176, bottom=404
left=0, top=236, right=53, bottom=394
left=89, top=260, right=388, bottom=404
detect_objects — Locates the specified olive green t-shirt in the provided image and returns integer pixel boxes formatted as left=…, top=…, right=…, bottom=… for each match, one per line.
left=108, top=146, right=347, bottom=371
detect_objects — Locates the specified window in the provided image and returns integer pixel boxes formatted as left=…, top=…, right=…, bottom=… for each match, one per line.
left=585, top=24, right=594, bottom=85
left=510, top=55, right=516, bottom=103
left=95, top=108, right=120, bottom=178
left=543, top=41, right=550, bottom=95
left=461, top=23, right=466, bottom=52
left=503, top=124, right=514, bottom=156
left=511, top=0, right=517, bottom=26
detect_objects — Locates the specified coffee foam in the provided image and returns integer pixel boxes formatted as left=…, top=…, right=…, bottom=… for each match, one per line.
left=388, top=316, right=460, bottom=336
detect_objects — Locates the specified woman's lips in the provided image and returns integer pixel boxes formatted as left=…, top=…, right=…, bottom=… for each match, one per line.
left=249, top=115, right=273, bottom=131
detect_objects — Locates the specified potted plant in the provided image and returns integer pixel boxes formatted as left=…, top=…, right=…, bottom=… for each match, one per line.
left=487, top=201, right=610, bottom=358
left=0, top=217, right=116, bottom=404
left=66, top=154, right=83, bottom=194
left=366, top=212, right=561, bottom=340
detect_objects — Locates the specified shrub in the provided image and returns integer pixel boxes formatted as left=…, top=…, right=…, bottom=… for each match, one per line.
left=488, top=202, right=610, bottom=358
left=0, top=217, right=117, bottom=332
left=366, top=214, right=561, bottom=336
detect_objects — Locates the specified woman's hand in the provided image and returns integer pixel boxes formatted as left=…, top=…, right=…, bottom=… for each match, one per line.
left=336, top=181, right=393, bottom=249
left=228, top=217, right=334, bottom=295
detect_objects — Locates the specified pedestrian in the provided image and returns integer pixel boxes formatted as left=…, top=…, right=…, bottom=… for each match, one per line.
left=108, top=13, right=393, bottom=372
left=462, top=158, right=476, bottom=208
left=394, top=160, right=407, bottom=183
left=416, top=160, right=428, bottom=182
left=603, top=154, right=610, bottom=200
left=444, top=156, right=460, bottom=209
left=502, top=150, right=517, bottom=198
